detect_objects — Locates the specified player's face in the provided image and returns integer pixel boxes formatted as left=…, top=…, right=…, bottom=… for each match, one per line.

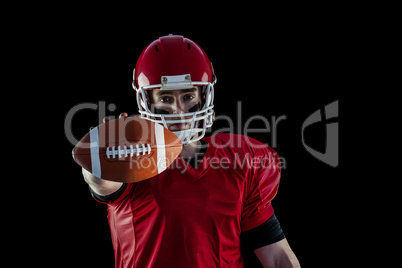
left=149, top=87, right=203, bottom=131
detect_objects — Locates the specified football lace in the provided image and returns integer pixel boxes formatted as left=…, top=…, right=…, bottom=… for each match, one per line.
left=106, top=144, right=151, bottom=159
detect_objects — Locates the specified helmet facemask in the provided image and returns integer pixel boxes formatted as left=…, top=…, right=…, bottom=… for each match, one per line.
left=133, top=73, right=215, bottom=145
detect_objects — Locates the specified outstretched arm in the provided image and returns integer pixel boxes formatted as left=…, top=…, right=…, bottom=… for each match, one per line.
left=82, top=167, right=123, bottom=196
left=81, top=113, right=128, bottom=197
left=254, top=238, right=300, bottom=268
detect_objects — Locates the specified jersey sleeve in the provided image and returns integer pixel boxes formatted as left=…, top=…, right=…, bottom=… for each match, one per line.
left=241, top=140, right=281, bottom=232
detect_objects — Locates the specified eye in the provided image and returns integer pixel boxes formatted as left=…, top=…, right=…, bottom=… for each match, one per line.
left=183, top=94, right=195, bottom=101
left=160, top=96, right=173, bottom=103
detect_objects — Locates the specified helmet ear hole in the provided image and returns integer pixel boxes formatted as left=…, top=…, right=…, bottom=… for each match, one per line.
left=187, top=43, right=191, bottom=50
left=155, top=45, right=159, bottom=52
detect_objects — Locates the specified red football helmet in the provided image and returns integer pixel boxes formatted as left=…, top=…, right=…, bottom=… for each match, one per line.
left=132, top=35, right=216, bottom=144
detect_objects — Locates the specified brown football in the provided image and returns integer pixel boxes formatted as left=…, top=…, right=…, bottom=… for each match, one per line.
left=72, top=116, right=182, bottom=183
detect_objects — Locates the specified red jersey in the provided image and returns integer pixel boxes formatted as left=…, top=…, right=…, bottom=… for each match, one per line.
left=94, top=133, right=281, bottom=268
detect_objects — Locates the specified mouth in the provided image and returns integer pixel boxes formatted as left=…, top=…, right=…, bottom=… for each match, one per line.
left=168, top=123, right=190, bottom=131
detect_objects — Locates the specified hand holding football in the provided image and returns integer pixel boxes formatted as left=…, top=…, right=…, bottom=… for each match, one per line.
left=72, top=116, right=182, bottom=183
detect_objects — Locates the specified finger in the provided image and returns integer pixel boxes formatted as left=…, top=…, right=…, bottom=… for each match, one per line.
left=89, top=126, right=94, bottom=130
left=119, top=112, right=128, bottom=118
left=103, top=116, right=111, bottom=123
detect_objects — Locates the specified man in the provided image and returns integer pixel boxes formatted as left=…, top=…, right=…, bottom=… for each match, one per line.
left=82, top=35, right=300, bottom=267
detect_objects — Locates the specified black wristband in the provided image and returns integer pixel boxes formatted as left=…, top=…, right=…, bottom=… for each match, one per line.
left=241, top=213, right=286, bottom=267
left=89, top=183, right=128, bottom=203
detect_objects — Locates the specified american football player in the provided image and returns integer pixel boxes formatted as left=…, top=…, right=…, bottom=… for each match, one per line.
left=82, top=35, right=300, bottom=267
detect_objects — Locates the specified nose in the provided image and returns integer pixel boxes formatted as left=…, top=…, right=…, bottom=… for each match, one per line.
left=171, top=101, right=186, bottom=115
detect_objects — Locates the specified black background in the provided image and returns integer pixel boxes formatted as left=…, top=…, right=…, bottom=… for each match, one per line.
left=54, top=16, right=355, bottom=267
